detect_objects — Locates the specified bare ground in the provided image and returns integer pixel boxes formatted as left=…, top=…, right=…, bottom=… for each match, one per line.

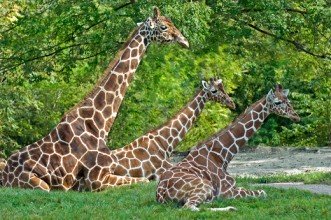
left=171, top=147, right=331, bottom=195
left=227, top=146, right=331, bottom=177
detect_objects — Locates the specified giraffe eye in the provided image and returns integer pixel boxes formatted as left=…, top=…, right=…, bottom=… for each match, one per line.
left=160, top=25, right=167, bottom=31
left=274, top=100, right=282, bottom=105
left=211, top=89, right=217, bottom=94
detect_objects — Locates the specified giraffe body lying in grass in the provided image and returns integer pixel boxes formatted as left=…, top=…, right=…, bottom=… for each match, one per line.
left=156, top=84, right=300, bottom=211
left=2, top=7, right=188, bottom=191
left=109, top=78, right=235, bottom=181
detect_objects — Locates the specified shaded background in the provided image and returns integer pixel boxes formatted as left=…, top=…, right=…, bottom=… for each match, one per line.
left=0, top=0, right=330, bottom=158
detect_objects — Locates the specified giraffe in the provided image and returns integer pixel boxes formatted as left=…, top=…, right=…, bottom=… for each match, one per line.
left=156, top=84, right=300, bottom=211
left=1, top=7, right=189, bottom=191
left=109, top=78, right=235, bottom=181
left=0, top=159, right=6, bottom=186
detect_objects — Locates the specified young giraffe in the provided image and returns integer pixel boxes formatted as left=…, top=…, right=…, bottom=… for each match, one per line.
left=2, top=7, right=188, bottom=191
left=156, top=84, right=300, bottom=211
left=110, top=78, right=235, bottom=181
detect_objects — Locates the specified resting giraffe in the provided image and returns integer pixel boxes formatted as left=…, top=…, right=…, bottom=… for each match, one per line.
left=1, top=7, right=188, bottom=191
left=110, top=78, right=235, bottom=181
left=156, top=84, right=300, bottom=211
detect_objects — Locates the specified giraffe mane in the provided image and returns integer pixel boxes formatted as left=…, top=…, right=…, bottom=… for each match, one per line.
left=146, top=88, right=204, bottom=134
left=62, top=24, right=144, bottom=118
left=194, top=96, right=267, bottom=149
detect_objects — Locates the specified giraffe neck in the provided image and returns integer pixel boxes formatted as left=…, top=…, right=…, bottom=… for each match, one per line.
left=128, top=89, right=208, bottom=154
left=208, top=97, right=269, bottom=168
left=65, top=24, right=151, bottom=139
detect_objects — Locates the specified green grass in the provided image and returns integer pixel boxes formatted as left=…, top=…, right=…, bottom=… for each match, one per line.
left=0, top=173, right=330, bottom=220
left=237, top=172, right=331, bottom=185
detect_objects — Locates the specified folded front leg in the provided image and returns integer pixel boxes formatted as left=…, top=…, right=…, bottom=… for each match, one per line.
left=157, top=171, right=236, bottom=212
left=218, top=172, right=266, bottom=199
left=222, top=186, right=266, bottom=199
left=85, top=167, right=149, bottom=191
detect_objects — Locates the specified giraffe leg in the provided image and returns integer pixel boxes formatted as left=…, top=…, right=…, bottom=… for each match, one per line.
left=157, top=172, right=235, bottom=212
left=2, top=162, right=50, bottom=191
left=86, top=169, right=149, bottom=191
left=157, top=172, right=211, bottom=210
left=182, top=178, right=213, bottom=211
left=102, top=173, right=149, bottom=187
left=182, top=179, right=237, bottom=212
left=28, top=175, right=51, bottom=191
left=220, top=173, right=266, bottom=199
left=154, top=160, right=173, bottom=181
left=12, top=172, right=50, bottom=192
left=222, top=186, right=266, bottom=199
left=72, top=177, right=85, bottom=192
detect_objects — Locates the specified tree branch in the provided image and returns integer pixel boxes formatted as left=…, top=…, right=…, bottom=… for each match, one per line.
left=246, top=22, right=330, bottom=60
left=0, top=43, right=90, bottom=73
left=285, top=8, right=307, bottom=15
left=241, top=8, right=307, bottom=15
left=0, top=16, right=109, bottom=62
left=114, top=0, right=137, bottom=11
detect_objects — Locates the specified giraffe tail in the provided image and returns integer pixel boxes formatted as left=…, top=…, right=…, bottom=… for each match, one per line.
left=0, top=159, right=7, bottom=186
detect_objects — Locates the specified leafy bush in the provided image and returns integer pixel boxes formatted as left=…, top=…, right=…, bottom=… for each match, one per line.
left=0, top=1, right=330, bottom=157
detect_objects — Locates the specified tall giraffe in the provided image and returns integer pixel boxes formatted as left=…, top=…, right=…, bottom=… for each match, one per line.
left=110, top=78, right=235, bottom=181
left=1, top=7, right=188, bottom=191
left=156, top=84, right=300, bottom=211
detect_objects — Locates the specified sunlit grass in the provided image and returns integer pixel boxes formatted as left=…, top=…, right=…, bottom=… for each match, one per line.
left=0, top=173, right=330, bottom=219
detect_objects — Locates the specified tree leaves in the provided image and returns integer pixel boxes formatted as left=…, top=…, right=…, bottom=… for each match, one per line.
left=0, top=1, right=330, bottom=157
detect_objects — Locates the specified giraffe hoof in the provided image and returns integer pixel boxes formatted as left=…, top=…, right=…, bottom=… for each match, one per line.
left=259, top=190, right=267, bottom=197
left=190, top=206, right=200, bottom=211
left=139, top=178, right=149, bottom=183
left=209, top=206, right=237, bottom=212
left=227, top=206, right=237, bottom=211
left=183, top=203, right=200, bottom=211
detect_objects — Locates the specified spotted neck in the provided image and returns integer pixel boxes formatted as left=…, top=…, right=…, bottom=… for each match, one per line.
left=207, top=97, right=269, bottom=168
left=127, top=90, right=209, bottom=154
left=65, top=23, right=152, bottom=140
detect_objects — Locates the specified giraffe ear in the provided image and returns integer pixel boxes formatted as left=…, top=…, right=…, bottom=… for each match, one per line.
left=201, top=80, right=210, bottom=90
left=136, top=22, right=143, bottom=27
left=282, top=89, right=289, bottom=97
left=145, top=17, right=155, bottom=29
left=153, top=6, right=161, bottom=18
left=266, top=89, right=275, bottom=102
left=275, top=84, right=283, bottom=91
left=215, top=79, right=223, bottom=84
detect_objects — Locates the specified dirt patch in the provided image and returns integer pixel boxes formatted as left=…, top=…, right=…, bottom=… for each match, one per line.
left=171, top=147, right=331, bottom=177
left=227, top=147, right=331, bottom=177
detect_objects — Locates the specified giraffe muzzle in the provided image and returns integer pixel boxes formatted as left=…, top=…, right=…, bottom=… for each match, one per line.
left=290, top=114, right=300, bottom=122
left=175, top=36, right=189, bottom=48
left=224, top=99, right=236, bottom=110
left=228, top=101, right=236, bottom=110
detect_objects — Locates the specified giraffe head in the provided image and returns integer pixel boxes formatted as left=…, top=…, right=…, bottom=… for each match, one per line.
left=202, top=78, right=236, bottom=110
left=266, top=84, right=300, bottom=122
left=139, top=7, right=189, bottom=48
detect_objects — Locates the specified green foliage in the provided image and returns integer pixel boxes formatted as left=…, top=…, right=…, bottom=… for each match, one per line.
left=0, top=174, right=330, bottom=219
left=0, top=81, right=91, bottom=157
left=0, top=1, right=330, bottom=157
